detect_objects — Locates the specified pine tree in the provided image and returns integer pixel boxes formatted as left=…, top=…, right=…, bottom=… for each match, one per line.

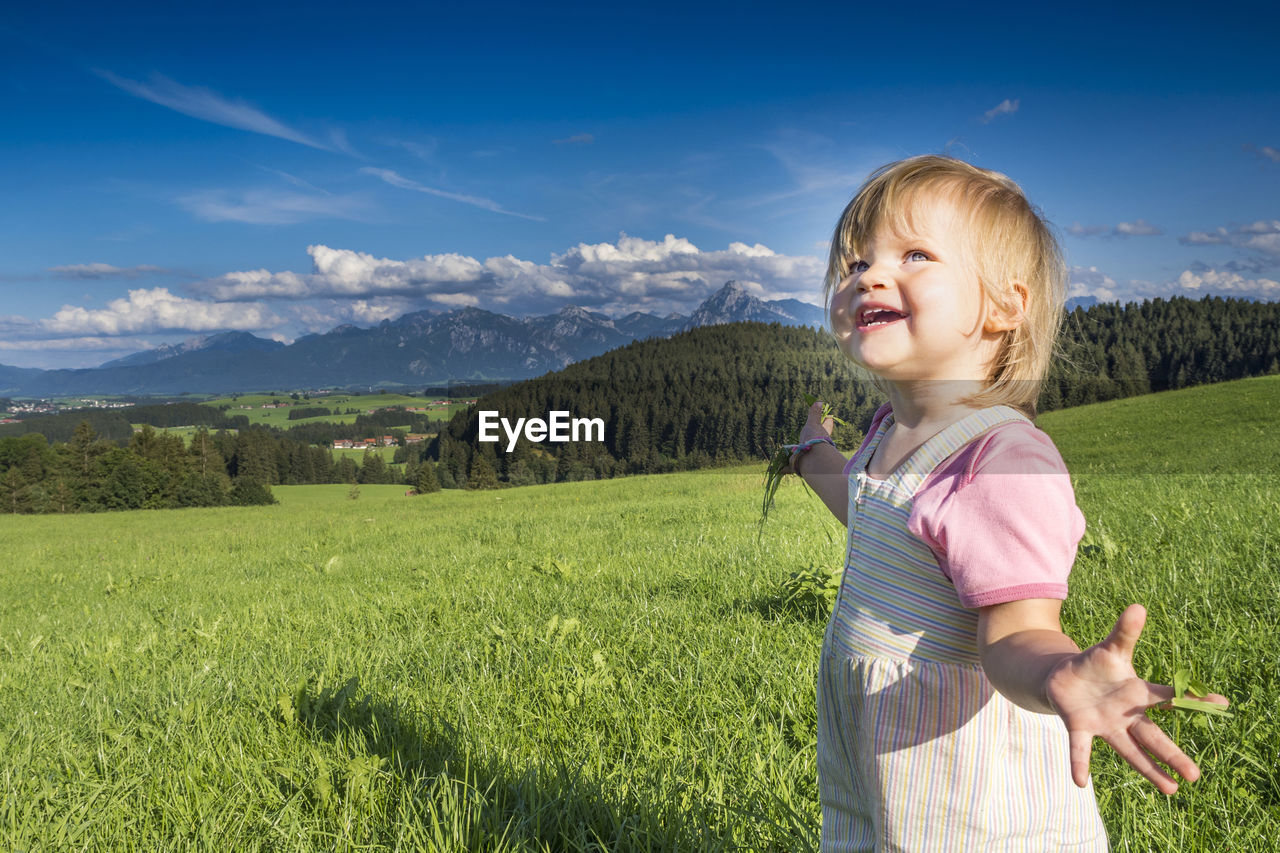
left=414, top=462, right=441, bottom=493
left=467, top=455, right=500, bottom=490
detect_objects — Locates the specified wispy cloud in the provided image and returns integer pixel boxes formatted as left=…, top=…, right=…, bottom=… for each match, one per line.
left=980, top=98, right=1020, bottom=124
left=95, top=69, right=341, bottom=153
left=1067, top=219, right=1164, bottom=238
left=0, top=335, right=159, bottom=352
left=255, top=165, right=332, bottom=195
left=553, top=133, right=595, bottom=145
left=359, top=167, right=545, bottom=221
left=48, top=262, right=170, bottom=279
left=1243, top=143, right=1280, bottom=163
left=177, top=188, right=370, bottom=225
left=384, top=138, right=440, bottom=161
left=1178, top=220, right=1280, bottom=257
left=752, top=130, right=881, bottom=208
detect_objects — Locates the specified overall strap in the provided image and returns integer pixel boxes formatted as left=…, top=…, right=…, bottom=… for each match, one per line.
left=895, top=405, right=1031, bottom=496
left=847, top=408, right=895, bottom=475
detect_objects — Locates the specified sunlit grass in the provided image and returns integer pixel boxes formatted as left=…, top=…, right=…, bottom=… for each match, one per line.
left=2, top=376, right=1277, bottom=849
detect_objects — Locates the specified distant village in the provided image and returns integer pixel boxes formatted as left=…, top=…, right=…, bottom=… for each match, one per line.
left=1, top=395, right=475, bottom=440
left=332, top=435, right=428, bottom=449
left=0, top=397, right=135, bottom=424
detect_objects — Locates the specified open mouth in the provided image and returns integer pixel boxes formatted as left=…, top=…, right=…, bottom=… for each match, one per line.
left=857, top=307, right=907, bottom=329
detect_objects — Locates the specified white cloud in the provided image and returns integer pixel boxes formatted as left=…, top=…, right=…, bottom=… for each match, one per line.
left=37, top=288, right=282, bottom=336
left=1180, top=228, right=1229, bottom=245
left=1068, top=219, right=1163, bottom=238
left=192, top=234, right=827, bottom=317
left=359, top=167, right=544, bottom=221
left=981, top=98, right=1020, bottom=124
left=197, top=245, right=487, bottom=301
left=1068, top=266, right=1119, bottom=303
left=1178, top=220, right=1280, bottom=256
left=1175, top=268, right=1280, bottom=299
left=1114, top=219, right=1163, bottom=236
left=0, top=335, right=159, bottom=352
left=291, top=297, right=433, bottom=334
left=48, top=263, right=169, bottom=278
left=95, top=70, right=340, bottom=152
left=177, top=188, right=369, bottom=225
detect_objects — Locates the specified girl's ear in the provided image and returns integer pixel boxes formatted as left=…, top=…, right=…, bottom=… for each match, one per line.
left=984, top=281, right=1029, bottom=333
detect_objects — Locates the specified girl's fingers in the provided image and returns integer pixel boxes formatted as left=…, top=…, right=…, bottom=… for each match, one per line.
left=1130, top=717, right=1200, bottom=784
left=1067, top=728, right=1093, bottom=788
left=1144, top=680, right=1176, bottom=707
left=1103, top=729, right=1181, bottom=794
left=1102, top=603, right=1147, bottom=657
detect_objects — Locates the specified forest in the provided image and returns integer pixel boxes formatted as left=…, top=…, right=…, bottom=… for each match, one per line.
left=0, top=422, right=427, bottom=514
left=421, top=295, right=1280, bottom=487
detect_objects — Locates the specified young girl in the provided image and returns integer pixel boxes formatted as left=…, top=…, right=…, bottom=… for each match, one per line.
left=784, top=155, right=1226, bottom=850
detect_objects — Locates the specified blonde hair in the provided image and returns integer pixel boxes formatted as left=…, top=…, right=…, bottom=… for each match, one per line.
left=824, top=155, right=1066, bottom=416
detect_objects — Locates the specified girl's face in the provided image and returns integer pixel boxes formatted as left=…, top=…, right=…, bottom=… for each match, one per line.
left=830, top=192, right=1012, bottom=385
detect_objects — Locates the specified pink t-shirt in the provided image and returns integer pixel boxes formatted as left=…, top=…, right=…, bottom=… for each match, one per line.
left=843, top=404, right=1085, bottom=608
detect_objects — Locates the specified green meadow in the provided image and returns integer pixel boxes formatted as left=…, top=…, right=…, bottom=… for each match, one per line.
left=2, top=378, right=1277, bottom=850
left=330, top=446, right=402, bottom=465
left=202, top=393, right=466, bottom=428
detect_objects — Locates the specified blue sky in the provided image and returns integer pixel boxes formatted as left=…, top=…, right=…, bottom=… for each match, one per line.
left=2, top=1, right=1278, bottom=369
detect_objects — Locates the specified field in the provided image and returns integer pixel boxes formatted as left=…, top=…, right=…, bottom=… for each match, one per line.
left=202, top=393, right=468, bottom=429
left=132, top=424, right=236, bottom=446
left=330, top=446, right=402, bottom=465
left=1, top=377, right=1277, bottom=850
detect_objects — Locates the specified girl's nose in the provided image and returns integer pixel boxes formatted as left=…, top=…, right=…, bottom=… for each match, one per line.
left=856, top=265, right=891, bottom=292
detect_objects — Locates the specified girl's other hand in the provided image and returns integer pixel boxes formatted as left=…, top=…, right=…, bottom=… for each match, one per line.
left=779, top=401, right=836, bottom=475
left=1044, top=604, right=1229, bottom=794
left=800, top=400, right=836, bottom=444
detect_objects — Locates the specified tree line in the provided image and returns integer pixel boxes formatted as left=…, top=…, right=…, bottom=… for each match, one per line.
left=421, top=296, right=1280, bottom=489
left=0, top=422, right=437, bottom=514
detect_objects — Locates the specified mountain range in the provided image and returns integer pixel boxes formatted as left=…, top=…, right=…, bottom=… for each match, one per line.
left=2, top=282, right=825, bottom=396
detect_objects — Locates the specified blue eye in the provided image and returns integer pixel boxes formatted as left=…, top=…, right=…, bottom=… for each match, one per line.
left=850, top=260, right=869, bottom=273
left=907, top=250, right=930, bottom=262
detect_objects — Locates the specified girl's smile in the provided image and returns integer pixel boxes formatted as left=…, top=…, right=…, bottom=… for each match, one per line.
left=854, top=301, right=909, bottom=330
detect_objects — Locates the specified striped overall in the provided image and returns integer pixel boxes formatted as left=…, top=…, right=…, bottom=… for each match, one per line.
left=817, top=406, right=1108, bottom=851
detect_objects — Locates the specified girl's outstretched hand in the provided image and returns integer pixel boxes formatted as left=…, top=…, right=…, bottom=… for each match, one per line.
left=1043, top=603, right=1229, bottom=794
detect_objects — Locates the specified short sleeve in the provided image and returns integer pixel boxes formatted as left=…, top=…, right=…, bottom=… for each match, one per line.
left=908, top=422, right=1085, bottom=609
